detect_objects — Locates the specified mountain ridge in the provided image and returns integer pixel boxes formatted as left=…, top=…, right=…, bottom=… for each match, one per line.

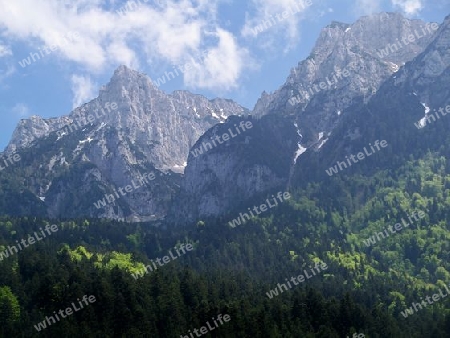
left=1, top=12, right=448, bottom=223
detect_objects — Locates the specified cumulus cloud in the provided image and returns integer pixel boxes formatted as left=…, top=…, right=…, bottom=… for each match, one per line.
left=71, top=74, right=97, bottom=109
left=183, top=28, right=252, bottom=91
left=391, top=0, right=423, bottom=15
left=0, top=0, right=249, bottom=91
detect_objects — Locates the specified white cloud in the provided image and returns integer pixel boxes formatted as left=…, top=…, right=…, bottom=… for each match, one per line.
left=106, top=40, right=139, bottom=70
left=0, top=0, right=248, bottom=91
left=71, top=74, right=97, bottom=108
left=241, top=0, right=313, bottom=51
left=12, top=103, right=30, bottom=117
left=391, top=0, right=423, bottom=15
left=183, top=28, right=252, bottom=91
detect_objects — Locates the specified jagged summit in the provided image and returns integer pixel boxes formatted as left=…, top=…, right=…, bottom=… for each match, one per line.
left=114, top=64, right=135, bottom=74
left=252, top=11, right=438, bottom=152
left=3, top=66, right=248, bottom=220
left=109, top=64, right=157, bottom=87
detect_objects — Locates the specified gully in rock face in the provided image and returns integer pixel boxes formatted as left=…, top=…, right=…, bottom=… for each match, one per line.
left=414, top=104, right=450, bottom=129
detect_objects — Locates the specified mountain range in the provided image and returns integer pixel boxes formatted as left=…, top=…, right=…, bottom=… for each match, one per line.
left=1, top=12, right=449, bottom=225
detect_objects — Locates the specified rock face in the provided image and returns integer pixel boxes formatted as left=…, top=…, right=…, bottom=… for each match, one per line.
left=252, top=12, right=439, bottom=151
left=2, top=66, right=248, bottom=221
left=6, top=66, right=248, bottom=172
left=170, top=115, right=299, bottom=224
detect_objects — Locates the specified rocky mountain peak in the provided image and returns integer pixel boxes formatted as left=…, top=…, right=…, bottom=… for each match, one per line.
left=252, top=12, right=439, bottom=153
left=2, top=66, right=248, bottom=220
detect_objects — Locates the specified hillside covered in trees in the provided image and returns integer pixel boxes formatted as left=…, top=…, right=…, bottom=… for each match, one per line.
left=1, top=153, right=450, bottom=337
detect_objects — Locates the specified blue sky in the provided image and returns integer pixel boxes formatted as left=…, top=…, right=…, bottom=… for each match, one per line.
left=0, top=0, right=448, bottom=150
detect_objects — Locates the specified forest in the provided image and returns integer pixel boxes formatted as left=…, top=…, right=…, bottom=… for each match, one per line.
left=1, top=152, right=450, bottom=337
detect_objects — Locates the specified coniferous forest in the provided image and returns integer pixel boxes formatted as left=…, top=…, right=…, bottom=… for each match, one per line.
left=2, top=153, right=450, bottom=337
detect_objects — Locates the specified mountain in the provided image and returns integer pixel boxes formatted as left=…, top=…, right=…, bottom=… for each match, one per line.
left=2, top=10, right=450, bottom=338
left=170, top=13, right=447, bottom=223
left=253, top=12, right=439, bottom=151
left=290, top=14, right=450, bottom=186
left=6, top=66, right=248, bottom=172
left=1, top=12, right=448, bottom=224
left=1, top=66, right=248, bottom=221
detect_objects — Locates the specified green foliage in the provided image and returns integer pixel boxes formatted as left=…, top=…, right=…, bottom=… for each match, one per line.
left=0, top=286, right=20, bottom=323
left=0, top=286, right=20, bottom=336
